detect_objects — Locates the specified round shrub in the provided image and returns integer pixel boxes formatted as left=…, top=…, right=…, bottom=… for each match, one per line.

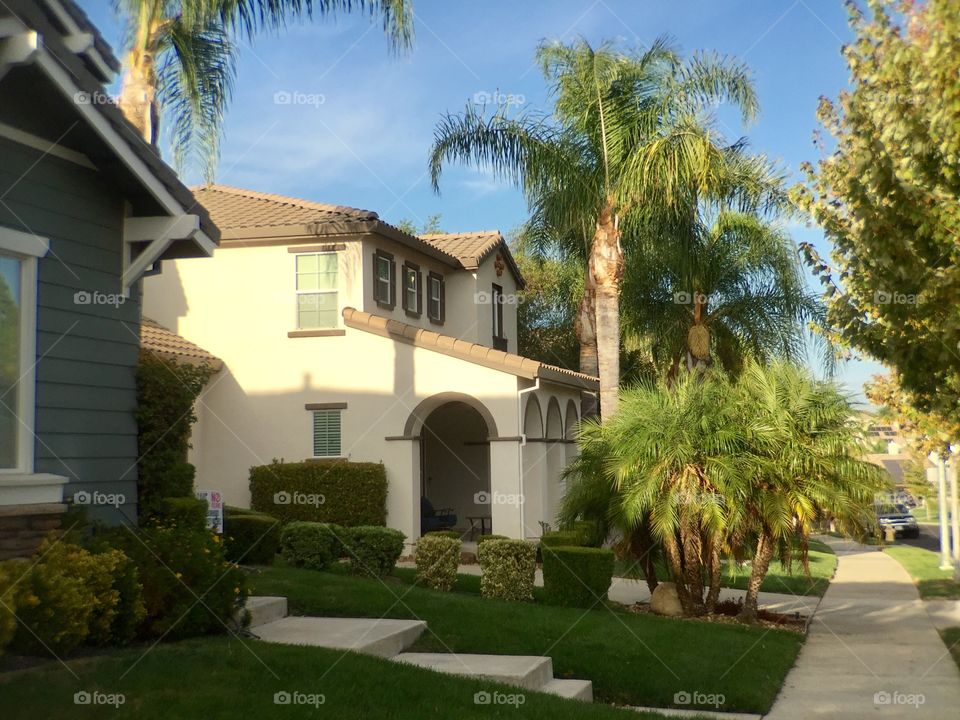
left=157, top=496, right=209, bottom=531
left=345, top=526, right=406, bottom=578
left=415, top=536, right=461, bottom=591
left=478, top=539, right=537, bottom=601
left=542, top=546, right=615, bottom=608
left=424, top=530, right=461, bottom=540
left=476, top=534, right=509, bottom=546
left=539, top=531, right=584, bottom=548
left=225, top=515, right=281, bottom=565
left=280, top=522, right=343, bottom=570
left=0, top=559, right=28, bottom=656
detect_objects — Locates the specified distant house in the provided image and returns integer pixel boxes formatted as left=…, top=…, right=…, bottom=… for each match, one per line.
left=0, top=0, right=218, bottom=557
left=143, top=185, right=596, bottom=541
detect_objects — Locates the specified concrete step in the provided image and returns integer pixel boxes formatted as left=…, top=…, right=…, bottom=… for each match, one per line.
left=245, top=596, right=288, bottom=628
left=253, top=617, right=426, bottom=657
left=394, top=653, right=554, bottom=692
left=540, top=678, right=593, bottom=702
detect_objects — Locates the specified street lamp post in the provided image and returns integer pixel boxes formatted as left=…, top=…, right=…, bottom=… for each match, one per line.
left=950, top=447, right=960, bottom=571
left=936, top=453, right=952, bottom=570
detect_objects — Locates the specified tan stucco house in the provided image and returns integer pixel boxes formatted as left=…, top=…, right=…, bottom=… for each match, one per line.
left=143, top=185, right=596, bottom=541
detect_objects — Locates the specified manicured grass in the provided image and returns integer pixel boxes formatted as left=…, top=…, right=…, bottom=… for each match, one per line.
left=884, top=545, right=960, bottom=599
left=0, top=638, right=668, bottom=720
left=249, top=564, right=803, bottom=713
left=940, top=627, right=960, bottom=672
left=613, top=539, right=837, bottom=597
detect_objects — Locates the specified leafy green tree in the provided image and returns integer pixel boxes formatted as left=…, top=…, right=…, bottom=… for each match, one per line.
left=115, top=0, right=413, bottom=176
left=430, top=38, right=759, bottom=417
left=864, top=371, right=960, bottom=456
left=794, top=0, right=960, bottom=420
left=395, top=214, right=443, bottom=236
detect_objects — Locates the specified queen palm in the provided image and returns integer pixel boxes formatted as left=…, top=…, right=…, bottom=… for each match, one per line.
left=115, top=0, right=413, bottom=176
left=621, top=209, right=823, bottom=378
left=429, top=38, right=759, bottom=418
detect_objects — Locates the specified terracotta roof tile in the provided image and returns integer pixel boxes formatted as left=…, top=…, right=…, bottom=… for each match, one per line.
left=140, top=317, right=222, bottom=370
left=193, top=185, right=376, bottom=230
left=420, top=231, right=502, bottom=267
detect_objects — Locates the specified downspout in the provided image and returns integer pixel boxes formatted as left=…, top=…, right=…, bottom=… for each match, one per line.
left=517, top=377, right=540, bottom=540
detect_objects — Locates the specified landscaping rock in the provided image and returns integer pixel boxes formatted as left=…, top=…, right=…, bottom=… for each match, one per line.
left=650, top=582, right=684, bottom=617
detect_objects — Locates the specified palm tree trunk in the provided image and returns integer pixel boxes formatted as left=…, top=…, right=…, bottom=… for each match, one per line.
left=680, top=517, right=706, bottom=615
left=662, top=531, right=694, bottom=614
left=589, top=205, right=623, bottom=419
left=706, top=538, right=722, bottom=613
left=738, top=532, right=775, bottom=623
left=575, top=282, right=599, bottom=419
left=118, top=9, right=161, bottom=145
left=628, top=519, right=659, bottom=594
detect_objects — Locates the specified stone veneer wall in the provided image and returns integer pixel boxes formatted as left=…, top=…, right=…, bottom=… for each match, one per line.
left=0, top=504, right=66, bottom=560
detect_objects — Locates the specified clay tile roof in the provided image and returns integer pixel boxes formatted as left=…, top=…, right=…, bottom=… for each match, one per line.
left=141, top=317, right=223, bottom=371
left=420, top=231, right=503, bottom=267
left=192, top=184, right=377, bottom=230
left=341, top=307, right=598, bottom=390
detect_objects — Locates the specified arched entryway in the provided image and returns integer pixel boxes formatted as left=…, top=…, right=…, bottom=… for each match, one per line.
left=545, top=397, right=565, bottom=526
left=405, top=393, right=495, bottom=538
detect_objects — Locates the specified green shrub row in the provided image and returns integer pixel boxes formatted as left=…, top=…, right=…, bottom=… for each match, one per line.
left=415, top=536, right=461, bottom=591
left=250, top=460, right=387, bottom=526
left=539, top=530, right=585, bottom=548
left=225, top=515, right=281, bottom=565
left=476, top=534, right=509, bottom=545
left=478, top=539, right=537, bottom=601
left=424, top=530, right=461, bottom=540
left=158, top=496, right=209, bottom=531
left=541, top=545, right=615, bottom=608
left=280, top=523, right=405, bottom=577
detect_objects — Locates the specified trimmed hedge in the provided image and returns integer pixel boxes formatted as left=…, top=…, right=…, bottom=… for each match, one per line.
left=344, top=526, right=406, bottom=578
left=158, top=496, right=209, bottom=531
left=476, top=534, right=509, bottom=546
left=542, top=546, right=615, bottom=608
left=225, top=515, right=281, bottom=565
left=415, top=535, right=461, bottom=591
left=539, top=531, right=585, bottom=548
left=572, top=520, right=605, bottom=548
left=424, top=530, right=461, bottom=540
left=478, top=539, right=537, bottom=601
left=280, top=522, right=344, bottom=570
left=250, top=460, right=387, bottom=526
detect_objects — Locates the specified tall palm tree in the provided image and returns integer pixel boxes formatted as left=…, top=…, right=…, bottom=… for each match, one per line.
left=115, top=0, right=413, bottom=176
left=621, top=209, right=823, bottom=378
left=429, top=38, right=759, bottom=418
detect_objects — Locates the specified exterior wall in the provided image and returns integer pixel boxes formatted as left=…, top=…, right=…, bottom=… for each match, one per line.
left=0, top=503, right=65, bottom=560
left=0, top=136, right=139, bottom=523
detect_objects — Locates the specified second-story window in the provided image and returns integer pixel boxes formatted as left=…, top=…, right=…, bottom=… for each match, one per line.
left=402, top=261, right=421, bottom=317
left=492, top=283, right=506, bottom=350
left=427, top=272, right=445, bottom=324
left=373, top=249, right=395, bottom=309
left=295, top=252, right=338, bottom=329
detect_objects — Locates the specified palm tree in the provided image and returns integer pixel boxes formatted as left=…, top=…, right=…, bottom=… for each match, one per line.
left=429, top=38, right=759, bottom=418
left=732, top=361, right=884, bottom=621
left=115, top=0, right=413, bottom=176
left=621, top=209, right=823, bottom=379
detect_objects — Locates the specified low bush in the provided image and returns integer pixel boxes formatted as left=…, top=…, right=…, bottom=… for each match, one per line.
left=0, top=559, right=27, bottom=656
left=280, top=522, right=344, bottom=570
left=94, top=525, right=246, bottom=641
left=225, top=514, right=281, bottom=565
left=476, top=534, right=509, bottom=546
left=541, top=546, right=615, bottom=608
left=158, top=496, right=209, bottom=531
left=572, top=520, right=605, bottom=548
left=539, top=531, right=584, bottom=548
left=415, top=536, right=461, bottom=591
left=424, top=530, right=461, bottom=540
left=345, top=526, right=406, bottom=578
left=478, top=539, right=537, bottom=601
left=249, top=460, right=387, bottom=526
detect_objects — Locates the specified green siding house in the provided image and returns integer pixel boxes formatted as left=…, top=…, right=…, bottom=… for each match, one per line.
left=0, top=0, right=219, bottom=557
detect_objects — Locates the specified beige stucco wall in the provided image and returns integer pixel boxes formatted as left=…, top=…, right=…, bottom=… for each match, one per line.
left=144, top=239, right=576, bottom=542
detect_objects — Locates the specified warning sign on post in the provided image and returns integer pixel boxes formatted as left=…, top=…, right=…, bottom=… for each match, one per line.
left=196, top=490, right=224, bottom=534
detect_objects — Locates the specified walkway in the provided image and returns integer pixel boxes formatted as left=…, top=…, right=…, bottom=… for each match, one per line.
left=766, top=537, right=960, bottom=719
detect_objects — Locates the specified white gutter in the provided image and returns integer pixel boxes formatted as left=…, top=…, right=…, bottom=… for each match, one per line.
left=517, top=378, right=540, bottom=540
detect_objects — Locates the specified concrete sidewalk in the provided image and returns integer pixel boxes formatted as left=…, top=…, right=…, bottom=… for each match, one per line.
left=765, top=537, right=960, bottom=719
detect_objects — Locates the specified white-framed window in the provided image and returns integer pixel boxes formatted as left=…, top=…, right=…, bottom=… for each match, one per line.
left=295, top=252, right=338, bottom=329
left=373, top=249, right=395, bottom=308
left=312, top=409, right=342, bottom=457
left=402, top=261, right=421, bottom=317
left=427, top=272, right=444, bottom=324
left=0, top=226, right=46, bottom=475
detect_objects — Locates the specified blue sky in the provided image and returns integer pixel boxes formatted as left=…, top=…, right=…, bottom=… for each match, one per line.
left=79, top=0, right=884, bottom=403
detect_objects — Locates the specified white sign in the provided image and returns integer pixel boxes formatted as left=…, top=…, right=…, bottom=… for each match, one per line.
left=196, top=490, right=224, bottom=534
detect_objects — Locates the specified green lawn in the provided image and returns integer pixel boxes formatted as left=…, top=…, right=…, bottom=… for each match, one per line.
left=883, top=545, right=960, bottom=599
left=614, top=539, right=837, bottom=597
left=248, top=564, right=803, bottom=713
left=0, top=638, right=670, bottom=720
left=940, top=627, right=960, bottom=672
